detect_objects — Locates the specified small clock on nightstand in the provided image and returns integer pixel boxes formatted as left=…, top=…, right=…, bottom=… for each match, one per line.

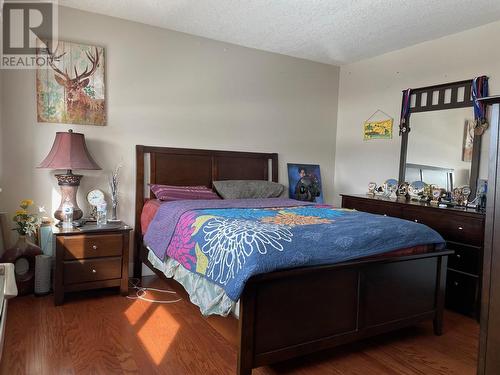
left=86, top=189, right=105, bottom=220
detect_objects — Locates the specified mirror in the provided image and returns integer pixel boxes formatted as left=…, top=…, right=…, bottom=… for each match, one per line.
left=405, top=107, right=489, bottom=190
left=399, top=79, right=490, bottom=205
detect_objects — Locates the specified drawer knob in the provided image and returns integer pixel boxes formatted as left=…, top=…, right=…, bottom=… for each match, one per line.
left=92, top=245, right=98, bottom=250
left=458, top=226, right=463, bottom=230
left=92, top=269, right=97, bottom=273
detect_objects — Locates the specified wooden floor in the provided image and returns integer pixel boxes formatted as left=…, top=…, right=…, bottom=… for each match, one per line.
left=1, top=276, right=479, bottom=375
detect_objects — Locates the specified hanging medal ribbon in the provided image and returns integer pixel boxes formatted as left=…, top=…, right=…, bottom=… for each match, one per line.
left=399, top=88, right=412, bottom=135
left=472, top=76, right=489, bottom=135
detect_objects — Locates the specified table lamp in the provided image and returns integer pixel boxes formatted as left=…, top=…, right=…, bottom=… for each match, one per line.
left=37, top=129, right=101, bottom=222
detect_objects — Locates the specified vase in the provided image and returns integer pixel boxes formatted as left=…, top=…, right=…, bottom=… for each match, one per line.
left=111, top=204, right=118, bottom=221
left=0, top=235, right=42, bottom=296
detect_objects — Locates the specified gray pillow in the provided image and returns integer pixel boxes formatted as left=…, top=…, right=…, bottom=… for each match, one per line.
left=213, top=180, right=286, bottom=199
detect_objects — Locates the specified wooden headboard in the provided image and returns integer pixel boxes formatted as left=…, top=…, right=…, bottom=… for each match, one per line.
left=134, top=145, right=278, bottom=276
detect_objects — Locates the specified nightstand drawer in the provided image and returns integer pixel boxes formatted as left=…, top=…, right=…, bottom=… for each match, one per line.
left=64, top=257, right=122, bottom=284
left=63, top=234, right=123, bottom=260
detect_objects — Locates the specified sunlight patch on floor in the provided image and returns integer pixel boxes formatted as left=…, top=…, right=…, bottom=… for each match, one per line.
left=137, top=305, right=180, bottom=365
left=124, top=299, right=148, bottom=325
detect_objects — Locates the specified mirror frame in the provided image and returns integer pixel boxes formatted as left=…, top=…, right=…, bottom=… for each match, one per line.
left=398, top=79, right=483, bottom=199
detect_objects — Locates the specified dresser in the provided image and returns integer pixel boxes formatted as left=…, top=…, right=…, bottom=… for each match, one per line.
left=341, top=194, right=485, bottom=318
left=53, top=223, right=132, bottom=306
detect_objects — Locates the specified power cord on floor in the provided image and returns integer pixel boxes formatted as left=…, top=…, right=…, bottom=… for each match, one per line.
left=126, top=278, right=182, bottom=304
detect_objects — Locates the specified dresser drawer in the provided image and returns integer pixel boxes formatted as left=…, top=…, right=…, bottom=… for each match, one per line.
left=63, top=257, right=122, bottom=284
left=447, top=242, right=481, bottom=275
left=402, top=208, right=484, bottom=246
left=342, top=197, right=402, bottom=218
left=445, top=269, right=479, bottom=316
left=63, top=234, right=123, bottom=260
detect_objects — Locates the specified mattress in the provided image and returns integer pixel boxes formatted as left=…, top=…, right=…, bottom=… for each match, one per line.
left=141, top=199, right=162, bottom=235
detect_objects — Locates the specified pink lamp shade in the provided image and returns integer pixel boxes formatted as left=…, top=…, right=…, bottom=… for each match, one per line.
left=37, top=130, right=101, bottom=170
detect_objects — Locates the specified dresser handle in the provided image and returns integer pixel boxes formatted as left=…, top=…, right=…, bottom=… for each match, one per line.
left=92, top=269, right=97, bottom=273
left=458, top=226, right=463, bottom=230
left=92, top=245, right=98, bottom=250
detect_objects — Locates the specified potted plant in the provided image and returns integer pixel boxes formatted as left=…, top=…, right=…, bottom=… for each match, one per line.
left=0, top=200, right=42, bottom=295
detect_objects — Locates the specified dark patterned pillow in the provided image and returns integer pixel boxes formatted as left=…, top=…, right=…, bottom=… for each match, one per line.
left=149, top=184, right=220, bottom=201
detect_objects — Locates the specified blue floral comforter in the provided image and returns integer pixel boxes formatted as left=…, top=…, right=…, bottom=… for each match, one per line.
left=144, top=198, right=445, bottom=301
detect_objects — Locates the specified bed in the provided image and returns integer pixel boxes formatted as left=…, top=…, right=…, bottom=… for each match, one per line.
left=134, top=145, right=452, bottom=375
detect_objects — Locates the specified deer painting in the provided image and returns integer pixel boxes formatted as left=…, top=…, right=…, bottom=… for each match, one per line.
left=36, top=41, right=106, bottom=125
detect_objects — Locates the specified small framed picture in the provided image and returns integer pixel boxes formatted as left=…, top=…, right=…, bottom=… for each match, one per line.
left=287, top=164, right=323, bottom=203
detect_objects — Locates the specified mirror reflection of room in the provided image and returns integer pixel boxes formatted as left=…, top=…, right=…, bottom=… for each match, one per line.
left=406, top=107, right=489, bottom=190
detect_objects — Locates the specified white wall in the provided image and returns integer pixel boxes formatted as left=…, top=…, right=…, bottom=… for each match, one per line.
left=334, top=20, right=500, bottom=205
left=0, top=7, right=339, bottom=267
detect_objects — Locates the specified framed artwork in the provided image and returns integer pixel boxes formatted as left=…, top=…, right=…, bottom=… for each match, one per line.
left=462, top=120, right=475, bottom=162
left=363, top=118, right=393, bottom=140
left=287, top=163, right=323, bottom=203
left=36, top=40, right=106, bottom=126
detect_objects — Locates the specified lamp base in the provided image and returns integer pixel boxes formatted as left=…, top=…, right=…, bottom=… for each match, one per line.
left=54, top=172, right=84, bottom=222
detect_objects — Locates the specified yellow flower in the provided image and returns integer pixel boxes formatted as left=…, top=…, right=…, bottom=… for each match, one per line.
left=20, top=199, right=34, bottom=209
left=15, top=209, right=27, bottom=216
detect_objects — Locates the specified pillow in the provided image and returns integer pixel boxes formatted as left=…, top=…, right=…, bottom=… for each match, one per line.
left=213, top=180, right=285, bottom=199
left=149, top=184, right=220, bottom=201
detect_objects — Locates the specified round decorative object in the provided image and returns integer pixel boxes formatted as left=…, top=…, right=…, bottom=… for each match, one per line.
left=87, top=189, right=105, bottom=206
left=0, top=235, right=42, bottom=296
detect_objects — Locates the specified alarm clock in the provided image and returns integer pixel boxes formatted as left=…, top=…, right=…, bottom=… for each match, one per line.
left=86, top=189, right=105, bottom=220
left=87, top=189, right=105, bottom=206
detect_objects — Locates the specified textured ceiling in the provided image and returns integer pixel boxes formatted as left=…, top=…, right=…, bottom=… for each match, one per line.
left=59, top=0, right=500, bottom=65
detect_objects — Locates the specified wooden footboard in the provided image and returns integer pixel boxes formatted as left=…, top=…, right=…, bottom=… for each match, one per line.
left=237, top=250, right=451, bottom=375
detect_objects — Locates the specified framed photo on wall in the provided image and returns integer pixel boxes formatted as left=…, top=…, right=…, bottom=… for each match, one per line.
left=287, top=163, right=323, bottom=203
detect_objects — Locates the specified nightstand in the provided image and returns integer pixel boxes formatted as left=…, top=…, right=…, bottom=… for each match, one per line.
left=53, top=223, right=132, bottom=306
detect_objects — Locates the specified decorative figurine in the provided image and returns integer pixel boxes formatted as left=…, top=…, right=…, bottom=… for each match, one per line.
left=452, top=186, right=471, bottom=206
left=409, top=181, right=426, bottom=201
left=374, top=185, right=385, bottom=196
left=397, top=182, right=410, bottom=199
left=367, top=182, right=377, bottom=196
left=384, top=179, right=398, bottom=198
left=430, top=186, right=442, bottom=206
left=462, top=186, right=472, bottom=206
